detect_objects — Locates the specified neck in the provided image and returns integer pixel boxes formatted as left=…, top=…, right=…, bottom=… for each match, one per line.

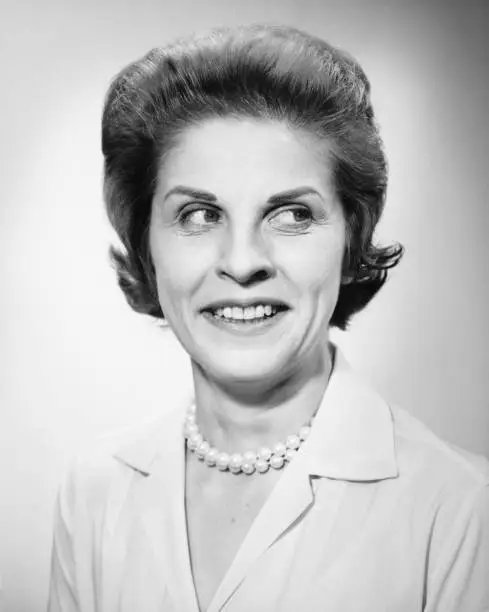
left=190, top=341, right=335, bottom=454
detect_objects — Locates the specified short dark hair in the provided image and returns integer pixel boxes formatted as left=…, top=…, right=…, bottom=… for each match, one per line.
left=102, top=23, right=403, bottom=330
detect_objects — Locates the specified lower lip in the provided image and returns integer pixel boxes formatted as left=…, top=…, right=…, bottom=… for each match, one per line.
left=201, top=310, right=289, bottom=335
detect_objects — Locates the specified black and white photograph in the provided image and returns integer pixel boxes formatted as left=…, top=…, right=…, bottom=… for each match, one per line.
left=1, top=1, right=488, bottom=611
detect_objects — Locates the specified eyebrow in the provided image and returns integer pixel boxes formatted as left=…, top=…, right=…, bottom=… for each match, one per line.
left=163, top=185, right=322, bottom=204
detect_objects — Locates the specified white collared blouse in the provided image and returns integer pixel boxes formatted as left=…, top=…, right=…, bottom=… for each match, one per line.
left=47, top=345, right=489, bottom=612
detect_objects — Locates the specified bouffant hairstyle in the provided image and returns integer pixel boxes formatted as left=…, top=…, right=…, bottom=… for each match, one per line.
left=102, top=23, right=403, bottom=330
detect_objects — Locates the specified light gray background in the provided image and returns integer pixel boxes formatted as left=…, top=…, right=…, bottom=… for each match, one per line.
left=1, top=0, right=488, bottom=610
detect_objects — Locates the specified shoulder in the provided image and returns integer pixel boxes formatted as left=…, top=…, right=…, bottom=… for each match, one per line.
left=389, top=402, right=489, bottom=506
left=388, top=406, right=489, bottom=606
left=61, top=405, right=184, bottom=513
left=384, top=402, right=489, bottom=594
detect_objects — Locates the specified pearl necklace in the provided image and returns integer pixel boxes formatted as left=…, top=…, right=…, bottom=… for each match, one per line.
left=183, top=403, right=314, bottom=475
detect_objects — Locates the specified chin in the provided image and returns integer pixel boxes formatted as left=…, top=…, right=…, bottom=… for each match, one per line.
left=206, top=350, right=294, bottom=385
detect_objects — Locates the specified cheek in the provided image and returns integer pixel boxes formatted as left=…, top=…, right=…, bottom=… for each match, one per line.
left=277, top=234, right=345, bottom=295
left=151, top=236, right=213, bottom=303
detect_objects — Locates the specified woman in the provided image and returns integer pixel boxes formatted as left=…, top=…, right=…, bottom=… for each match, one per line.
left=48, top=23, right=489, bottom=612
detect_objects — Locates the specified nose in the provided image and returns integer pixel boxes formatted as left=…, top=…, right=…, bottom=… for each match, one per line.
left=216, top=227, right=275, bottom=285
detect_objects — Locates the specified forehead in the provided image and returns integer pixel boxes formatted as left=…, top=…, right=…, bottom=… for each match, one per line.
left=157, top=117, right=333, bottom=199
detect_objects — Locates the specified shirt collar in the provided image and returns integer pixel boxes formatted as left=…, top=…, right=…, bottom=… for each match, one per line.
left=302, top=344, right=399, bottom=481
left=113, top=343, right=399, bottom=482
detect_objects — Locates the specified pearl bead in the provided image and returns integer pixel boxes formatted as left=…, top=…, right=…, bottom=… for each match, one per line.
left=186, top=413, right=196, bottom=424
left=270, top=454, right=285, bottom=469
left=273, top=442, right=286, bottom=457
left=241, top=462, right=256, bottom=475
left=204, top=448, right=219, bottom=466
left=185, top=423, right=198, bottom=437
left=243, top=451, right=257, bottom=464
left=256, top=459, right=270, bottom=473
left=286, top=434, right=301, bottom=450
left=258, top=447, right=272, bottom=461
left=285, top=448, right=297, bottom=462
left=299, top=426, right=311, bottom=441
left=187, top=433, right=203, bottom=450
left=229, top=454, right=243, bottom=472
left=188, top=404, right=196, bottom=413
left=216, top=452, right=230, bottom=471
left=195, top=441, right=210, bottom=460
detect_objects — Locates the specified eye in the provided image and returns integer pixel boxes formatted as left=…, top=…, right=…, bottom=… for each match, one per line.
left=269, top=206, right=312, bottom=229
left=179, top=206, right=221, bottom=228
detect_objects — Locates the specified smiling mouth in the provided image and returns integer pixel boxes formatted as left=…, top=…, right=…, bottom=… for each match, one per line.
left=202, top=304, right=289, bottom=323
left=201, top=308, right=289, bottom=333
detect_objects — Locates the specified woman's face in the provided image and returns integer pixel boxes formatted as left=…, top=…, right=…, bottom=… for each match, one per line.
left=150, top=117, right=346, bottom=387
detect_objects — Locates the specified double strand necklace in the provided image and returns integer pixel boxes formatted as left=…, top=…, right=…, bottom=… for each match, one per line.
left=183, top=403, right=314, bottom=475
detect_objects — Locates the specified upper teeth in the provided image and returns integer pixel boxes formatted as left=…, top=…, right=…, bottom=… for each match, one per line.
left=212, top=305, right=277, bottom=319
